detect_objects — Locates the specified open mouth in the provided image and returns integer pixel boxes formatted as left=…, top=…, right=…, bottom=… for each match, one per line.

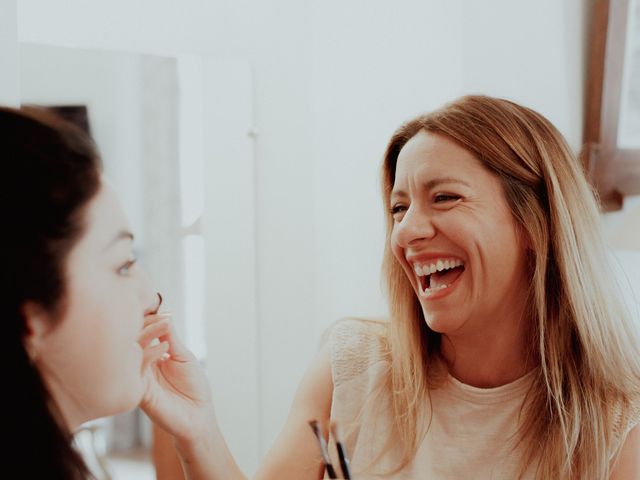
left=413, top=258, right=465, bottom=296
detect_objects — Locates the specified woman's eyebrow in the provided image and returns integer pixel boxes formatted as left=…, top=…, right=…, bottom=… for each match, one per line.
left=424, top=177, right=471, bottom=190
left=390, top=177, right=471, bottom=200
left=103, top=230, right=134, bottom=251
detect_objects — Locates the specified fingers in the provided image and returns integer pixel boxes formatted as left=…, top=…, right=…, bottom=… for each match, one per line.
left=144, top=311, right=171, bottom=328
left=142, top=341, right=169, bottom=372
left=140, top=312, right=197, bottom=364
left=139, top=316, right=171, bottom=348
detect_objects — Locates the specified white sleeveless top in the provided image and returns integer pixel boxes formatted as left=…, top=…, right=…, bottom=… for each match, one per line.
left=327, top=318, right=533, bottom=479
left=327, top=319, right=640, bottom=479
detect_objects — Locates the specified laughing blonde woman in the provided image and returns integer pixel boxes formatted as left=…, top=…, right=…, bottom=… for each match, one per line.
left=333, top=95, right=640, bottom=479
left=249, top=95, right=640, bottom=479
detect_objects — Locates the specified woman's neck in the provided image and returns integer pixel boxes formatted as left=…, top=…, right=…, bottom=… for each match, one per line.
left=40, top=369, right=87, bottom=433
left=440, top=317, right=536, bottom=388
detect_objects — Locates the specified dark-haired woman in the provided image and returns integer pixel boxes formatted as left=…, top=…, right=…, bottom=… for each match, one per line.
left=2, top=106, right=238, bottom=479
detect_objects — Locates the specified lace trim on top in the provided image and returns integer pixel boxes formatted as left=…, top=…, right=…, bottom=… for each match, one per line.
left=329, top=318, right=388, bottom=387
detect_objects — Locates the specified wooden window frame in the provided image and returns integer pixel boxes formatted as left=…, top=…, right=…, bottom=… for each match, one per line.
left=583, top=0, right=640, bottom=211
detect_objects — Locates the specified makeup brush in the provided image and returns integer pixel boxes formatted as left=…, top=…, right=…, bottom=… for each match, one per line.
left=330, top=421, right=352, bottom=479
left=148, top=293, right=170, bottom=360
left=308, top=420, right=337, bottom=479
left=151, top=292, right=163, bottom=314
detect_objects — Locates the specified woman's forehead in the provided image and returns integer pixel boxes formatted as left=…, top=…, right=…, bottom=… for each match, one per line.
left=73, top=182, right=132, bottom=256
left=395, top=132, right=483, bottom=181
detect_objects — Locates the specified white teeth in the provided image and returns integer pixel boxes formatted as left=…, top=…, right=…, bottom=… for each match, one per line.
left=424, top=283, right=450, bottom=296
left=411, top=257, right=464, bottom=276
left=410, top=257, right=465, bottom=295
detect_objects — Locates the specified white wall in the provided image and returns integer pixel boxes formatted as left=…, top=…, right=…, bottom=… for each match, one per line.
left=19, top=45, right=147, bottom=245
left=201, top=61, right=262, bottom=469
left=460, top=0, right=590, bottom=152
left=0, top=0, right=19, bottom=105
left=17, top=0, right=596, bottom=473
left=309, top=0, right=465, bottom=346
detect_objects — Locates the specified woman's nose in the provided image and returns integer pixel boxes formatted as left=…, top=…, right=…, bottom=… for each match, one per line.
left=395, top=207, right=437, bottom=248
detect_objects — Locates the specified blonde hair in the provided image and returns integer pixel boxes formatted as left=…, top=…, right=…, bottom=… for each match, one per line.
left=379, top=95, right=640, bottom=478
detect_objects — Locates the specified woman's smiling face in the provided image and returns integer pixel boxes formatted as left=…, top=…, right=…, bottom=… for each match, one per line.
left=390, top=131, right=530, bottom=336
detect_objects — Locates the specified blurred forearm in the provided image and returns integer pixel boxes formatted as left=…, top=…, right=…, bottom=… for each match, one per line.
left=173, top=420, right=246, bottom=480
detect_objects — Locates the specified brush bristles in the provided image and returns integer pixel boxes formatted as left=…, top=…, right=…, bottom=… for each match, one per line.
left=308, top=419, right=341, bottom=479
left=151, top=292, right=163, bottom=314
left=308, top=420, right=321, bottom=439
left=308, top=420, right=330, bottom=462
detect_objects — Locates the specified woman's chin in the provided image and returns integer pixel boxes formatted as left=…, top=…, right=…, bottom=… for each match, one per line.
left=423, top=312, right=464, bottom=335
left=100, top=381, right=145, bottom=418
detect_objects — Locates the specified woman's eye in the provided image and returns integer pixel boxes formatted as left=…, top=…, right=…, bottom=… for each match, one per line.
left=390, top=205, right=407, bottom=216
left=117, top=259, right=137, bottom=276
left=434, top=193, right=460, bottom=203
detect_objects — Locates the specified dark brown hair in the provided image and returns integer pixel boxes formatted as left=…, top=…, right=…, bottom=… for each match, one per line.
left=1, top=106, right=102, bottom=478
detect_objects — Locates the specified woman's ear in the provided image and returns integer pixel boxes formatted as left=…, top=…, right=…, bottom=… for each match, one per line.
left=21, top=301, right=52, bottom=363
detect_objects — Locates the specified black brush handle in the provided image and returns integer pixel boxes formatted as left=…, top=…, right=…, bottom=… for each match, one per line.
left=325, top=463, right=337, bottom=479
left=336, top=443, right=352, bottom=479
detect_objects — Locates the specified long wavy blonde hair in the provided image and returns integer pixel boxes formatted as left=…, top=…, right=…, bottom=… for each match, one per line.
left=379, top=95, right=640, bottom=478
